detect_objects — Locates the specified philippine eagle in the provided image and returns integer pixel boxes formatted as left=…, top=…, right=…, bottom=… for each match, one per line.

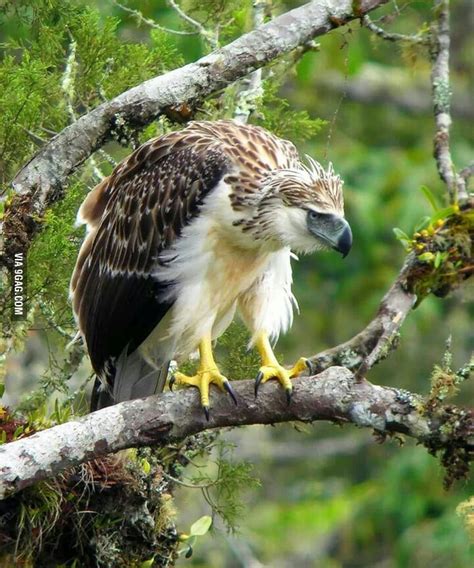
left=70, top=120, right=352, bottom=415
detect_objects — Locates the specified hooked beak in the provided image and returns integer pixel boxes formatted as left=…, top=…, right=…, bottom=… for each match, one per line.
left=307, top=213, right=352, bottom=258
left=334, top=221, right=352, bottom=258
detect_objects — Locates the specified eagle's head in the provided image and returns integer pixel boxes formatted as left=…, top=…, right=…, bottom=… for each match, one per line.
left=247, top=158, right=352, bottom=256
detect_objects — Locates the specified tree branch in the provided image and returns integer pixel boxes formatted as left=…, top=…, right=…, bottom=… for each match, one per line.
left=309, top=255, right=417, bottom=375
left=317, top=67, right=473, bottom=119
left=1, top=366, right=472, bottom=499
left=429, top=0, right=466, bottom=202
left=362, top=14, right=428, bottom=44
left=233, top=0, right=267, bottom=123
left=112, top=0, right=199, bottom=36
left=1, top=0, right=388, bottom=269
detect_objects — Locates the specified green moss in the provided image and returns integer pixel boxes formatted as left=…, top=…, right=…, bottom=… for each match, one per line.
left=419, top=341, right=473, bottom=489
left=0, top=454, right=179, bottom=567
left=404, top=207, right=473, bottom=303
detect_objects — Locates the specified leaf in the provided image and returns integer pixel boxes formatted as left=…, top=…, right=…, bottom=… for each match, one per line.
left=141, top=458, right=151, bottom=475
left=420, top=185, right=440, bottom=211
left=418, top=252, right=435, bottom=262
left=139, top=557, right=155, bottom=568
left=414, top=216, right=431, bottom=232
left=185, top=545, right=193, bottom=559
left=0, top=383, right=5, bottom=398
left=434, top=251, right=442, bottom=269
left=430, top=206, right=457, bottom=223
left=190, top=515, right=212, bottom=537
left=393, top=227, right=410, bottom=241
left=13, top=426, right=24, bottom=440
left=393, top=228, right=411, bottom=250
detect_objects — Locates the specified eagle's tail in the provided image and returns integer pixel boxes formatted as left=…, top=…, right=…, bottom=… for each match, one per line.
left=90, top=350, right=170, bottom=411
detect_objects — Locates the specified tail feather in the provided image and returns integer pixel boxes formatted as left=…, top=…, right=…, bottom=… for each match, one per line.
left=90, top=349, right=170, bottom=411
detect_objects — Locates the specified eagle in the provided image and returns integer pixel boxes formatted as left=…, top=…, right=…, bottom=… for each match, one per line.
left=70, top=120, right=352, bottom=416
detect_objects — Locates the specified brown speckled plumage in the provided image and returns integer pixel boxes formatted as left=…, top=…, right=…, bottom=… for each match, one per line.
left=71, top=120, right=344, bottom=407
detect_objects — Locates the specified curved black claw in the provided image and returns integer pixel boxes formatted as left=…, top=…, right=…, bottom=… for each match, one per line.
left=285, top=387, right=292, bottom=405
left=254, top=371, right=264, bottom=398
left=223, top=381, right=238, bottom=405
left=203, top=405, right=210, bottom=421
left=305, top=359, right=314, bottom=374
left=169, top=375, right=176, bottom=391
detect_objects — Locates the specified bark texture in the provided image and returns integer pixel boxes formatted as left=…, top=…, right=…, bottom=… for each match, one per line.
left=1, top=366, right=472, bottom=499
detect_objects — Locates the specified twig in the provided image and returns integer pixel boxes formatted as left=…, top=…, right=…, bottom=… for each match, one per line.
left=112, top=0, right=197, bottom=36
left=459, top=163, right=474, bottom=183
left=363, top=14, right=428, bottom=44
left=167, top=0, right=218, bottom=48
left=458, top=162, right=474, bottom=197
left=354, top=309, right=404, bottom=380
left=97, top=149, right=118, bottom=168
left=429, top=0, right=466, bottom=202
left=1, top=366, right=472, bottom=498
left=317, top=67, right=474, bottom=119
left=309, top=255, right=417, bottom=375
left=61, top=35, right=78, bottom=123
left=161, top=471, right=217, bottom=489
left=20, top=127, right=46, bottom=147
left=234, top=0, right=267, bottom=123
left=61, top=36, right=105, bottom=182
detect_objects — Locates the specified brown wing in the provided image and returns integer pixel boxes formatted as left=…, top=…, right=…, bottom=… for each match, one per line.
left=71, top=131, right=230, bottom=379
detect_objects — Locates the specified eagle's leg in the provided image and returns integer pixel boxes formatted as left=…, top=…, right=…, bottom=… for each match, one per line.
left=170, top=334, right=237, bottom=419
left=254, top=331, right=308, bottom=403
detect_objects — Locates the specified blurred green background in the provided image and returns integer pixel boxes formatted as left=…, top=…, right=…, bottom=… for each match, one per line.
left=1, top=1, right=472, bottom=566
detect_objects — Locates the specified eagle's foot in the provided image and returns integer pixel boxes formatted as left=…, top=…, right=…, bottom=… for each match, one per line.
left=253, top=330, right=310, bottom=403
left=169, top=335, right=237, bottom=419
left=254, top=358, right=308, bottom=403
left=170, top=367, right=237, bottom=420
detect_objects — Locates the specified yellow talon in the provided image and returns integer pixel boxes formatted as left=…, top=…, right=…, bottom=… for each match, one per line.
left=172, top=368, right=227, bottom=407
left=170, top=334, right=237, bottom=418
left=254, top=331, right=308, bottom=402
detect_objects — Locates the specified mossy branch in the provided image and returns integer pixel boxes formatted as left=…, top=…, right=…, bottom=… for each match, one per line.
left=310, top=200, right=473, bottom=376
left=1, top=366, right=472, bottom=500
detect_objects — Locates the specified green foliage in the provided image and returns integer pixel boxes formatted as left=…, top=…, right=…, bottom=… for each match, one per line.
left=28, top=180, right=86, bottom=309
left=0, top=50, right=66, bottom=186
left=183, top=0, right=252, bottom=46
left=189, top=441, right=261, bottom=533
left=217, top=322, right=261, bottom=381
left=254, top=80, right=327, bottom=144
left=0, top=0, right=183, bottom=189
left=178, top=515, right=212, bottom=559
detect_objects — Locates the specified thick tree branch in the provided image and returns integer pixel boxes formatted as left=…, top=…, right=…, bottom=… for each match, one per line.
left=1, top=0, right=388, bottom=268
left=1, top=366, right=472, bottom=499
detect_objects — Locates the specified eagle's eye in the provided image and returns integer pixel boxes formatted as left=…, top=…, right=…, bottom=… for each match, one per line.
left=307, top=210, right=324, bottom=222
